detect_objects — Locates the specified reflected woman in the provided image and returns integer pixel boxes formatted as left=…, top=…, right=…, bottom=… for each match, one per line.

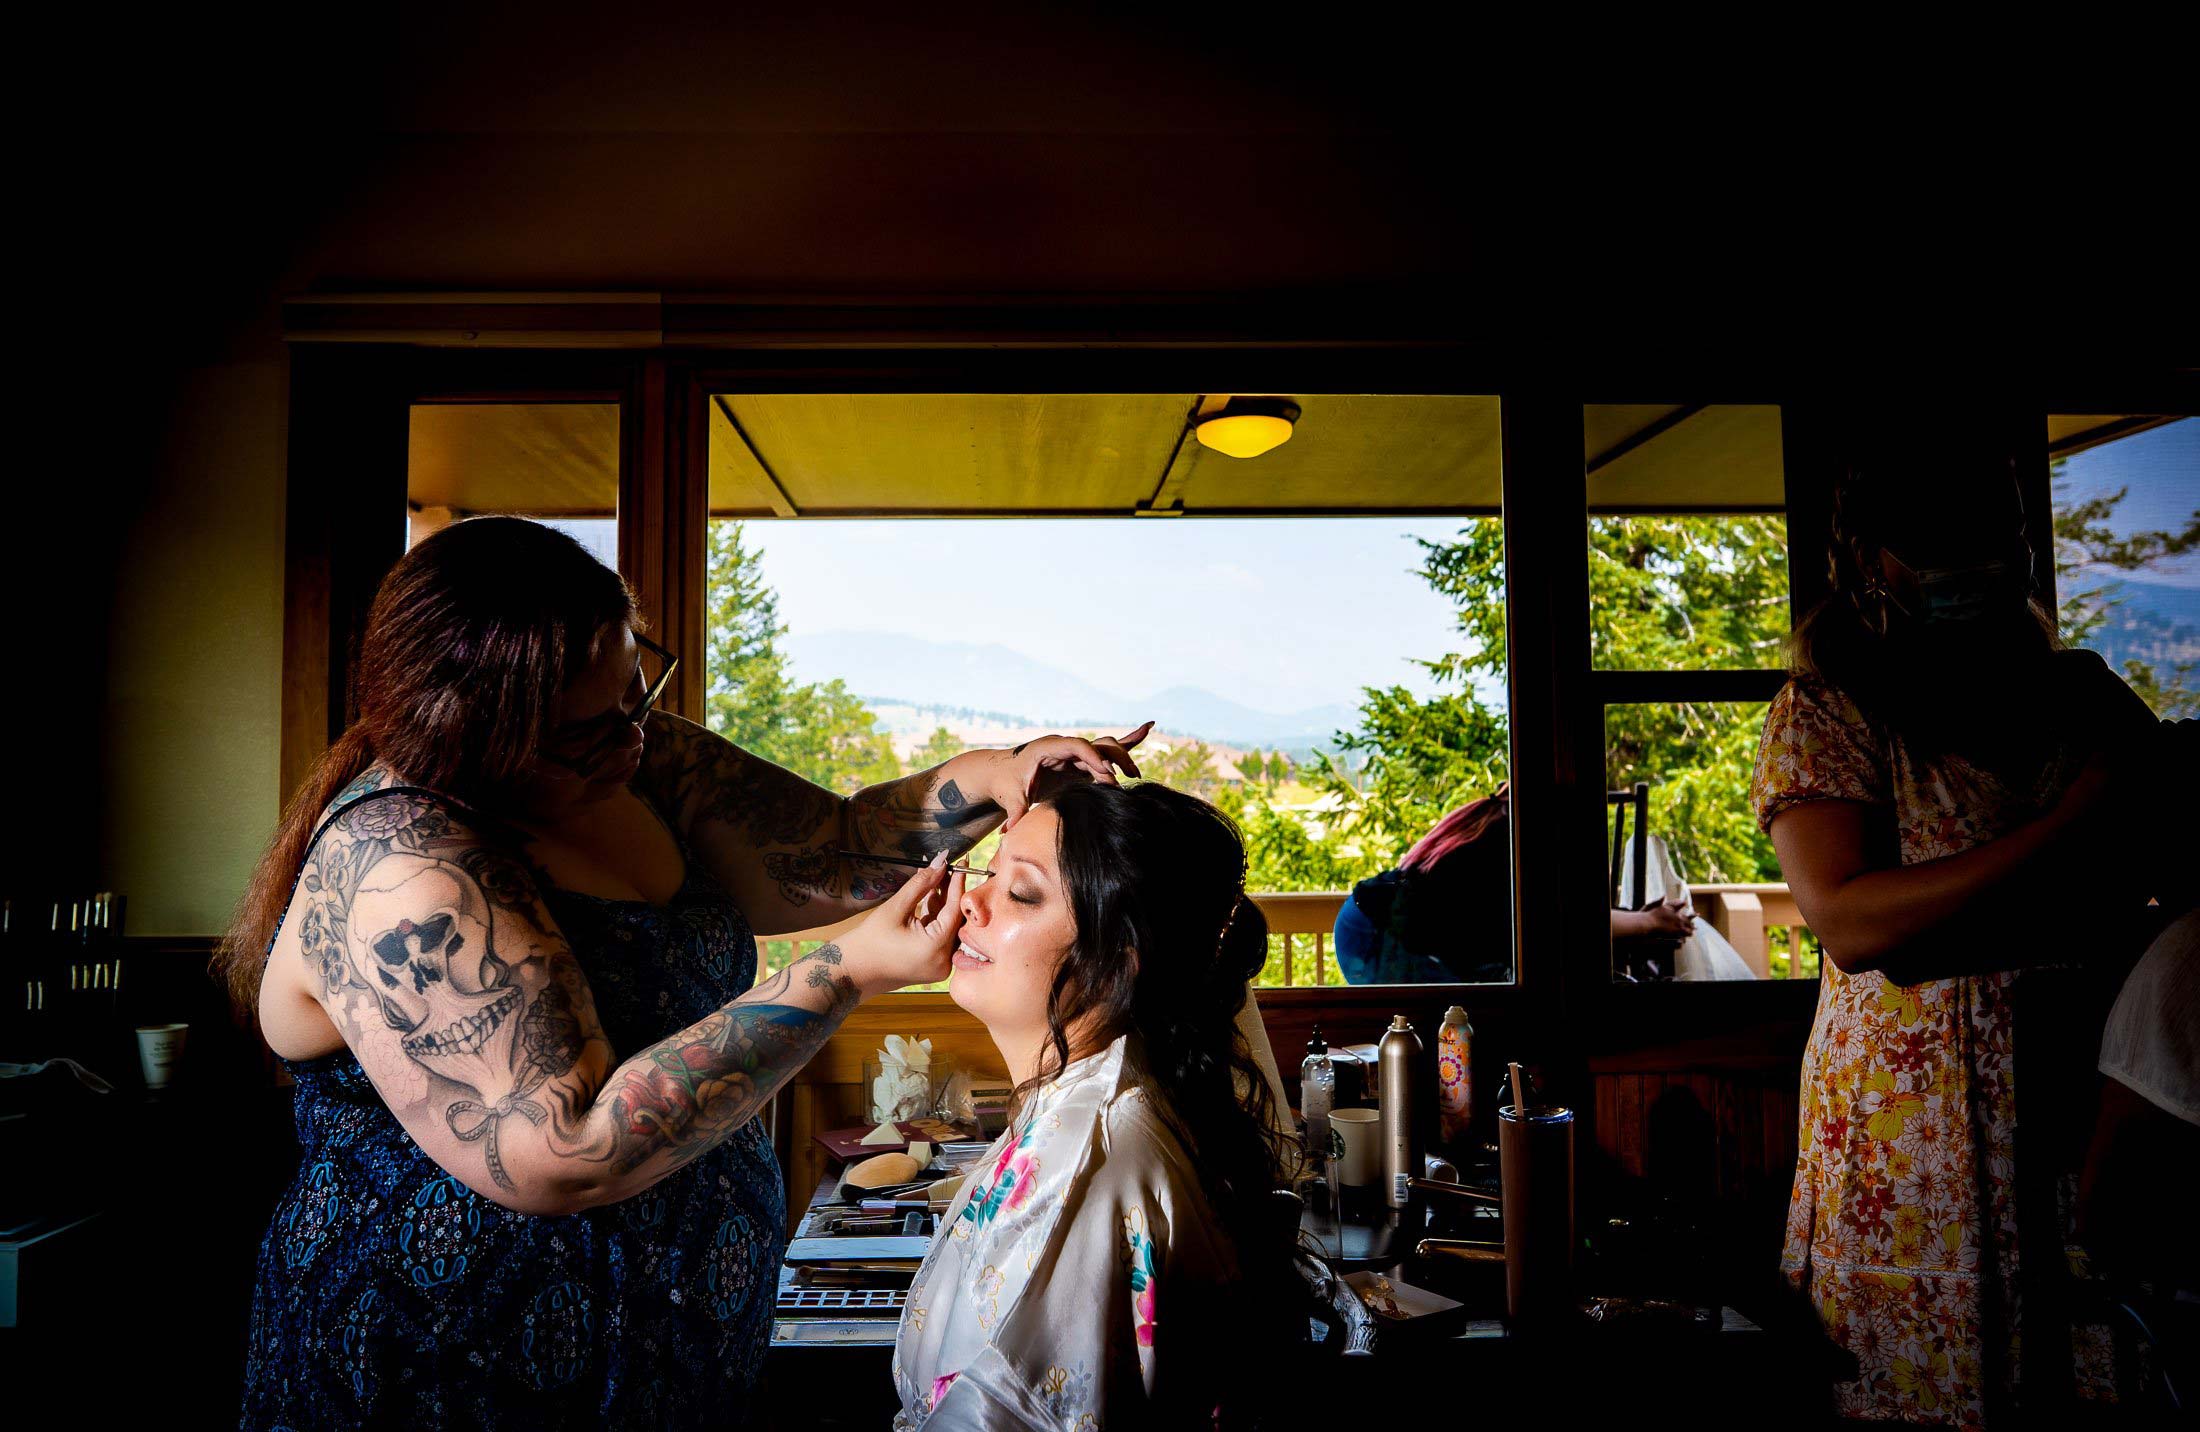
left=893, top=780, right=1308, bottom=1429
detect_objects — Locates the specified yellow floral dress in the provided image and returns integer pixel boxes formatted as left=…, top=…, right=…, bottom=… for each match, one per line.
left=1752, top=677, right=2114, bottom=1428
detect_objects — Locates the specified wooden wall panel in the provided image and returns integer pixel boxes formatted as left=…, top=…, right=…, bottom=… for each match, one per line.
left=1587, top=1061, right=1803, bottom=1228
left=280, top=348, right=409, bottom=803
left=618, top=359, right=709, bottom=721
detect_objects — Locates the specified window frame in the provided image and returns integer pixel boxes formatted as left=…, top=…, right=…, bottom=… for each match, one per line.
left=683, top=354, right=1536, bottom=1004
left=282, top=317, right=2135, bottom=1050
left=1583, top=400, right=1800, bottom=1002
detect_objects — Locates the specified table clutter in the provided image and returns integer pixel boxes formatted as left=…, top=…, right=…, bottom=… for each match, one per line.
left=774, top=1097, right=997, bottom=1343
left=764, top=1016, right=1785, bottom=1425
left=1299, top=1017, right=1736, bottom=1359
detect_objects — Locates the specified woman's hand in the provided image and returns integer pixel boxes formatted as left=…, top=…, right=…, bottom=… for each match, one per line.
left=981, top=721, right=1152, bottom=830
left=838, top=854, right=968, bottom=998
left=1642, top=893, right=1697, bottom=937
left=1611, top=895, right=1695, bottom=941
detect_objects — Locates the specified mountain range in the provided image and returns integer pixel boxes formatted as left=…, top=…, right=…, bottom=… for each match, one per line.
left=780, top=576, right=2200, bottom=750
left=2074, top=574, right=2200, bottom=671
left=782, top=629, right=1363, bottom=749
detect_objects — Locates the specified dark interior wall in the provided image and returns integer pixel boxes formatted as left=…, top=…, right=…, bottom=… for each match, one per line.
left=21, top=6, right=2183, bottom=928
left=42, top=4, right=2180, bottom=363
left=6, top=14, right=2181, bottom=1420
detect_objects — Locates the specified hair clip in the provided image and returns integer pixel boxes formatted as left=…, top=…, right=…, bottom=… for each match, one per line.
left=1215, top=890, right=1245, bottom=955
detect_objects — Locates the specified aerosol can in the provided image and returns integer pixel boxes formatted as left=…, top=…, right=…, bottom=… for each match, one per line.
left=1378, top=1015, right=1422, bottom=1209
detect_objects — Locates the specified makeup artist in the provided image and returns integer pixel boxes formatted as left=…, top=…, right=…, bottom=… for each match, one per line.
left=216, top=516, right=1146, bottom=1430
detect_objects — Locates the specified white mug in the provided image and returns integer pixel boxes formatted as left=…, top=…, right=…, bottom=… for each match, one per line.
left=1331, top=1107, right=1380, bottom=1188
left=136, top=1024, right=188, bottom=1090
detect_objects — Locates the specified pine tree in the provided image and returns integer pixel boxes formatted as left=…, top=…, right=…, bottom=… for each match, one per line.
left=704, top=520, right=903, bottom=791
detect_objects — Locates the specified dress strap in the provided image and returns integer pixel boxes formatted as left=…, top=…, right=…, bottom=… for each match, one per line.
left=265, top=784, right=482, bottom=969
left=299, top=784, right=477, bottom=869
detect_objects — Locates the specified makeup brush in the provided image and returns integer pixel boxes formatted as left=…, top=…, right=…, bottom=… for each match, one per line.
left=834, top=850, right=992, bottom=879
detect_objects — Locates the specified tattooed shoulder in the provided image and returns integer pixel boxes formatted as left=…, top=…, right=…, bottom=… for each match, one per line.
left=288, top=781, right=610, bottom=1190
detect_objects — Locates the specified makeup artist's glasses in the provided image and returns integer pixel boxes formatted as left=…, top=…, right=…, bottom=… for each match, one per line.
left=539, top=632, right=679, bottom=779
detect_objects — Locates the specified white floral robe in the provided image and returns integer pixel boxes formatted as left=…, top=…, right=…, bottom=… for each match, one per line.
left=892, top=1036, right=1236, bottom=1430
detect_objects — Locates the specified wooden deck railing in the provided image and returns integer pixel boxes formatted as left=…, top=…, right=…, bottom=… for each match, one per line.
left=761, top=885, right=1813, bottom=987
left=1688, top=882, right=1815, bottom=978
left=1247, top=891, right=1349, bottom=987
left=758, top=892, right=1355, bottom=989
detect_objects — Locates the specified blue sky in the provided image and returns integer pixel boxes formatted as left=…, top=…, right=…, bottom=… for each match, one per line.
left=541, top=515, right=1504, bottom=718
left=2058, top=417, right=2198, bottom=587
left=537, top=417, right=2189, bottom=719
left=742, top=518, right=1485, bottom=715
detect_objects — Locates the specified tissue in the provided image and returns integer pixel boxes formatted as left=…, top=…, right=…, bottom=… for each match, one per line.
left=871, top=1035, right=934, bottom=1123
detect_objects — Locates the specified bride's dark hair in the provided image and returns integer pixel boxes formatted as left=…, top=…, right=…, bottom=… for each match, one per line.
left=1032, top=779, right=1309, bottom=1384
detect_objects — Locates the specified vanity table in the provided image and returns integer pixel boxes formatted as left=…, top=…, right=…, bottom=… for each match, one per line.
left=759, top=1161, right=1819, bottom=1427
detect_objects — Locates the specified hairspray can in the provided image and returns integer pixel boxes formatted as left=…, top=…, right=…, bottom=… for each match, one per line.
left=1377, top=1015, right=1422, bottom=1209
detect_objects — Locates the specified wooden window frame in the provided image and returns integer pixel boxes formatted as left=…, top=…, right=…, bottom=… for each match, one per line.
left=281, top=316, right=2164, bottom=1083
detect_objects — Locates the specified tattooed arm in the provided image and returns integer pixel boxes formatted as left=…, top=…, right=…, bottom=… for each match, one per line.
left=279, top=780, right=962, bottom=1215
left=638, top=710, right=1147, bottom=937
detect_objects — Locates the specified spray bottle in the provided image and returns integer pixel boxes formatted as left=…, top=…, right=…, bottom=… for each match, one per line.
left=1378, top=1015, right=1422, bottom=1209
left=1438, top=1004, right=1474, bottom=1146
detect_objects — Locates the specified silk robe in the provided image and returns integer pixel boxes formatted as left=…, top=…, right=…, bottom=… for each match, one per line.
left=892, top=1036, right=1238, bottom=1429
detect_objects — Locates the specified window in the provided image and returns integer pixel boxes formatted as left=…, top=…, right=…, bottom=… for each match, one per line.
left=2047, top=414, right=2197, bottom=719
left=703, top=392, right=1515, bottom=988
left=406, top=402, right=620, bottom=565
left=1585, top=404, right=1805, bottom=984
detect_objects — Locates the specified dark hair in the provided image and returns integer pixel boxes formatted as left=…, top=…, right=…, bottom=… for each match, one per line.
left=216, top=517, right=636, bottom=1017
left=1789, top=426, right=2058, bottom=736
left=1035, top=780, right=1309, bottom=1386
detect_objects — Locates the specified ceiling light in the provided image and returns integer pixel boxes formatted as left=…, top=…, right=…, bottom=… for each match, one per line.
left=1194, top=397, right=1301, bottom=459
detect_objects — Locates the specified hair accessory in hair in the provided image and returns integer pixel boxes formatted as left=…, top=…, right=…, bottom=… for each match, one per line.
left=1215, top=858, right=1249, bottom=956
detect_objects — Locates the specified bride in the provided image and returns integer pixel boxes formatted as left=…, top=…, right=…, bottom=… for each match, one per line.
left=893, top=779, right=1306, bottom=1429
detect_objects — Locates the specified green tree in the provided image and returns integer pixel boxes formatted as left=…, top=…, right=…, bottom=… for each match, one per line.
left=2052, top=458, right=2200, bottom=719
left=1586, top=516, right=1790, bottom=672
left=910, top=725, right=964, bottom=770
left=703, top=520, right=792, bottom=754
left=704, top=520, right=903, bottom=792
left=1296, top=515, right=1792, bottom=894
left=1139, top=740, right=1226, bottom=798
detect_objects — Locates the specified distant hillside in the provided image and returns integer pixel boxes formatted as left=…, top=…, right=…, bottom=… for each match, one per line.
left=784, top=629, right=1362, bottom=749
left=2073, top=575, right=2200, bottom=673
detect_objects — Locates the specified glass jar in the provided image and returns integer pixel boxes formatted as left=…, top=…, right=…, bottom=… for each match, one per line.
left=865, top=1051, right=947, bottom=1125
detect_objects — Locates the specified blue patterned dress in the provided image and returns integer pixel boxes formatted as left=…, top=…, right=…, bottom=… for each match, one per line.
left=240, top=792, right=787, bottom=1430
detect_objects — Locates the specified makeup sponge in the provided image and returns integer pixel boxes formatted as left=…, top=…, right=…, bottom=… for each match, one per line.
left=846, top=1151, right=921, bottom=1188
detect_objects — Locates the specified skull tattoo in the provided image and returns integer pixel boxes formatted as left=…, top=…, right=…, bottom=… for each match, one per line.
left=348, top=856, right=525, bottom=1108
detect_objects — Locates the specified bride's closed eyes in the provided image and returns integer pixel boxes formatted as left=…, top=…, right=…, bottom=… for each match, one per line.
left=996, top=852, right=1051, bottom=906
left=964, top=865, right=1040, bottom=905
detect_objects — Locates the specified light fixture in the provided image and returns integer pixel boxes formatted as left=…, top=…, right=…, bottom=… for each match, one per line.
left=1194, top=396, right=1300, bottom=459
